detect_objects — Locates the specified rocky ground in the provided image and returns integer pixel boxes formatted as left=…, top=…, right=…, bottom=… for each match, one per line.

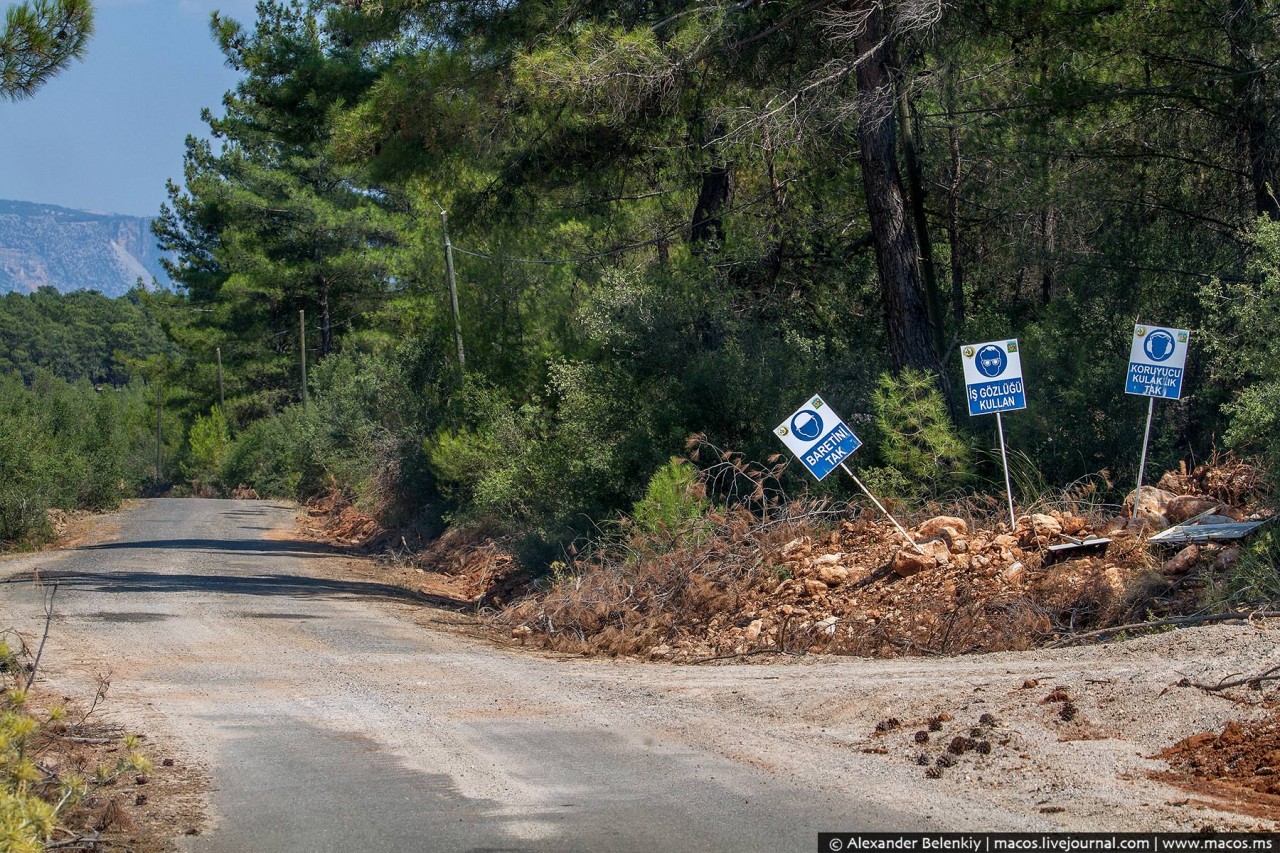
left=292, top=454, right=1280, bottom=828
left=5, top=491, right=1280, bottom=844
left=22, top=691, right=208, bottom=852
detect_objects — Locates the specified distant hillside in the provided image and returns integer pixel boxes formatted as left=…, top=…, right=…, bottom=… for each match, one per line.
left=0, top=200, right=172, bottom=297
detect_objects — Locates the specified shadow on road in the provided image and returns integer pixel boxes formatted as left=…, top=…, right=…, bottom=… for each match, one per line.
left=73, top=538, right=343, bottom=559
left=0, top=570, right=458, bottom=607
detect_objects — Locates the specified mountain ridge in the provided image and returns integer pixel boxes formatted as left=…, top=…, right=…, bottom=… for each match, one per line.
left=0, top=199, right=173, bottom=297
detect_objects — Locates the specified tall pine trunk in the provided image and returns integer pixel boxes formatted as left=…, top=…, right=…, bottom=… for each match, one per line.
left=1227, top=0, right=1280, bottom=220
left=319, top=282, right=332, bottom=357
left=853, top=3, right=940, bottom=379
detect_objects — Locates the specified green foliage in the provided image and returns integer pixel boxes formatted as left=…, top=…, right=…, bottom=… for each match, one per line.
left=424, top=364, right=656, bottom=549
left=0, top=287, right=174, bottom=386
left=83, top=0, right=1280, bottom=574
left=216, top=348, right=436, bottom=516
left=0, top=0, right=93, bottom=101
left=301, top=351, right=417, bottom=508
left=631, top=458, right=709, bottom=542
left=0, top=706, right=56, bottom=853
left=0, top=681, right=83, bottom=853
left=855, top=466, right=920, bottom=505
left=153, top=0, right=391, bottom=423
left=218, top=407, right=311, bottom=500
left=1214, top=529, right=1280, bottom=608
left=425, top=426, right=506, bottom=509
left=184, top=406, right=231, bottom=485
left=1205, top=218, right=1280, bottom=469
left=424, top=380, right=551, bottom=528
left=0, top=374, right=153, bottom=545
left=870, top=369, right=973, bottom=497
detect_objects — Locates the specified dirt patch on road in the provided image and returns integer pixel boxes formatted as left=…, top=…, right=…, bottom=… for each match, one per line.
left=1157, top=712, right=1280, bottom=822
left=0, top=506, right=122, bottom=562
left=292, top=494, right=528, bottom=610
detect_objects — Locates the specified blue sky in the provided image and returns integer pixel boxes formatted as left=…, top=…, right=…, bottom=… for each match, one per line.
left=0, top=0, right=259, bottom=217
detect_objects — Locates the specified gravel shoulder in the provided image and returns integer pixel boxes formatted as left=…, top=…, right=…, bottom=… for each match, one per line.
left=0, top=499, right=1274, bottom=851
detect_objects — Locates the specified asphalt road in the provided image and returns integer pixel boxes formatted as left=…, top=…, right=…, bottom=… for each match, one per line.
left=0, top=499, right=939, bottom=852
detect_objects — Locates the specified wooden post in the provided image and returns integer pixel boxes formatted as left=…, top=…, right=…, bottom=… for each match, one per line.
left=441, top=210, right=465, bottom=377
left=155, top=383, right=163, bottom=482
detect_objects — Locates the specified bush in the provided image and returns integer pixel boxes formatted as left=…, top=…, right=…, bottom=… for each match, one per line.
left=218, top=408, right=314, bottom=499
left=304, top=351, right=411, bottom=506
left=0, top=374, right=151, bottom=545
left=425, top=381, right=528, bottom=519
left=215, top=349, right=440, bottom=517
left=0, top=399, right=58, bottom=543
left=1217, top=528, right=1280, bottom=607
left=425, top=368, right=641, bottom=544
left=870, top=369, right=973, bottom=498
left=631, top=457, right=709, bottom=543
left=0, top=702, right=57, bottom=853
left=184, top=406, right=231, bottom=485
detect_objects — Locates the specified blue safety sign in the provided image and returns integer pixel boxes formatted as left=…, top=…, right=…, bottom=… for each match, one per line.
left=775, top=395, right=862, bottom=481
left=1125, top=324, right=1190, bottom=399
left=961, top=339, right=1026, bottom=417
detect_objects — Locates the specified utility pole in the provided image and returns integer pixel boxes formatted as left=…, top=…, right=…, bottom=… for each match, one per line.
left=216, top=346, right=225, bottom=413
left=155, top=383, right=163, bottom=483
left=299, top=309, right=308, bottom=409
left=441, top=210, right=466, bottom=377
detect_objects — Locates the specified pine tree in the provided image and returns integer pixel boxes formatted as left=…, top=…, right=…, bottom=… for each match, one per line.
left=154, top=1, right=391, bottom=419
left=0, top=0, right=92, bottom=100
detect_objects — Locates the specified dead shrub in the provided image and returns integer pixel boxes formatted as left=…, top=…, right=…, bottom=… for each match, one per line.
left=1158, top=451, right=1267, bottom=508
left=500, top=502, right=793, bottom=656
left=1028, top=534, right=1170, bottom=632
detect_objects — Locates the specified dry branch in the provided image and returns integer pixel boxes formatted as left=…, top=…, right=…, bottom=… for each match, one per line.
left=1190, top=662, right=1280, bottom=692
left=1049, top=610, right=1280, bottom=647
left=690, top=648, right=805, bottom=665
left=26, top=580, right=57, bottom=690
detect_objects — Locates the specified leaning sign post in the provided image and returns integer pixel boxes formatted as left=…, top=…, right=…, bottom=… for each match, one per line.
left=774, top=394, right=923, bottom=554
left=1126, top=324, right=1191, bottom=519
left=961, top=339, right=1026, bottom=529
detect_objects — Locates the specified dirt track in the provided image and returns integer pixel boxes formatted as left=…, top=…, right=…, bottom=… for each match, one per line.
left=0, top=499, right=1275, bottom=850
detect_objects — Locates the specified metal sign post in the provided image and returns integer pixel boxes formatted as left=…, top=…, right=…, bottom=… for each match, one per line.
left=1124, top=324, right=1191, bottom=519
left=774, top=394, right=923, bottom=554
left=1132, top=396, right=1156, bottom=519
left=995, top=412, right=1017, bottom=530
left=961, top=338, right=1027, bottom=531
left=839, top=463, right=924, bottom=555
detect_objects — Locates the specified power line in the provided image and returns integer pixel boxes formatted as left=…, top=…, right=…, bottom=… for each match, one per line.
left=449, top=180, right=792, bottom=266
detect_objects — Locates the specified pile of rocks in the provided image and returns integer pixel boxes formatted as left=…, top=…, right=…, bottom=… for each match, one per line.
left=501, top=459, right=1271, bottom=662
left=672, top=509, right=1121, bottom=660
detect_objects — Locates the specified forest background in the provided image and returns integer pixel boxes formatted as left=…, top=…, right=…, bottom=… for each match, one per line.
left=5, top=0, right=1280, bottom=569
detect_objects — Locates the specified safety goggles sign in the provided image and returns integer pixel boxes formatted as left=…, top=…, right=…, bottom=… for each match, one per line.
left=1126, top=324, right=1190, bottom=399
left=961, top=339, right=1026, bottom=416
left=775, top=395, right=862, bottom=481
